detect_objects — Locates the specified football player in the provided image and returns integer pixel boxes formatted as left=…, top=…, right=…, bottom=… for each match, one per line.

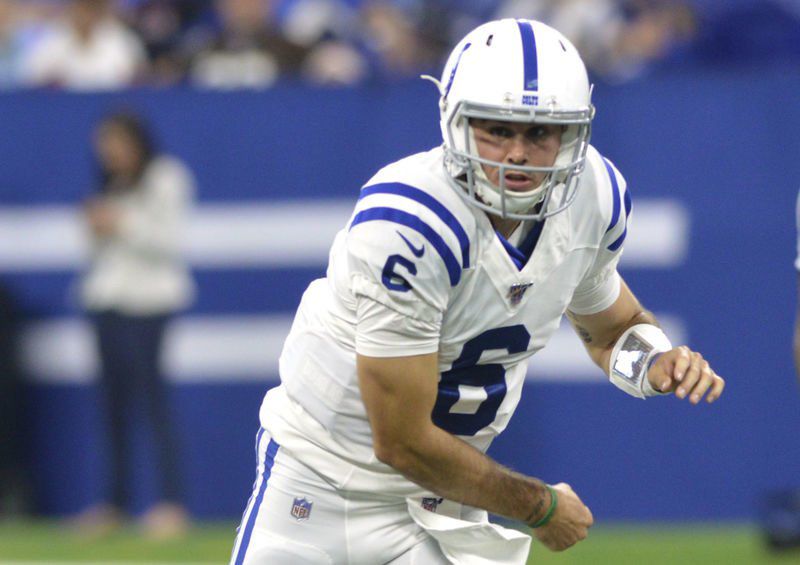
left=231, top=18, right=725, bottom=564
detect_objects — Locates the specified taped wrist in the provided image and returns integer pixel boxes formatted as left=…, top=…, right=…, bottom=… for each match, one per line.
left=609, top=324, right=672, bottom=398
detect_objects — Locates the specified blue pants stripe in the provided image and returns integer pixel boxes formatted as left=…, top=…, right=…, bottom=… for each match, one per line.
left=233, top=437, right=280, bottom=565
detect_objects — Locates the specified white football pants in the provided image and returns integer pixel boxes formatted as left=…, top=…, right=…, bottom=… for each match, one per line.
left=230, top=428, right=450, bottom=565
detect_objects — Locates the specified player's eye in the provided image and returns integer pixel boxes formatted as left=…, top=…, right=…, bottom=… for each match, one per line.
left=526, top=126, right=551, bottom=141
left=488, top=125, right=514, bottom=138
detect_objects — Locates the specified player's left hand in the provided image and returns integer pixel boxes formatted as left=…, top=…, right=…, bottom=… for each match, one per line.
left=646, top=346, right=725, bottom=404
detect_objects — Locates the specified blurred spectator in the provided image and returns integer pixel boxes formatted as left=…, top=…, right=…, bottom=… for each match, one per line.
left=182, top=0, right=310, bottom=88
left=0, top=0, right=56, bottom=88
left=75, top=111, right=195, bottom=538
left=120, top=0, right=211, bottom=85
left=357, top=0, right=452, bottom=81
left=0, top=283, right=30, bottom=516
left=494, top=0, right=697, bottom=81
left=20, top=0, right=147, bottom=90
left=283, top=0, right=368, bottom=85
left=0, top=0, right=26, bottom=87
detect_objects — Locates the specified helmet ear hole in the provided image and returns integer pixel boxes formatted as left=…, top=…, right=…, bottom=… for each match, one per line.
left=486, top=34, right=494, bottom=46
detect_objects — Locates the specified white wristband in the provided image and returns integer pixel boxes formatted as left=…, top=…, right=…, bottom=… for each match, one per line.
left=609, top=324, right=672, bottom=399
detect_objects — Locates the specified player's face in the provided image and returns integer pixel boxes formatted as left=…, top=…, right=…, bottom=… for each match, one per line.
left=471, top=119, right=562, bottom=192
left=95, top=123, right=143, bottom=177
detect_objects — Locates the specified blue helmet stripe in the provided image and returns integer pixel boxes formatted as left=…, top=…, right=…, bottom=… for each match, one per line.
left=350, top=207, right=462, bottom=286
left=603, top=157, right=622, bottom=233
left=360, top=182, right=470, bottom=268
left=233, top=438, right=280, bottom=565
left=443, top=42, right=472, bottom=99
left=517, top=21, right=538, bottom=91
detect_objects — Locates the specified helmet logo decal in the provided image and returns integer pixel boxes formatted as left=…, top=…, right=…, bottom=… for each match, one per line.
left=443, top=42, right=472, bottom=100
left=516, top=20, right=538, bottom=92
left=522, top=94, right=538, bottom=106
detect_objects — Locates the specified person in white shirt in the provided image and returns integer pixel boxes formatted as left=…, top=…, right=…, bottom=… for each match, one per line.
left=77, top=111, right=195, bottom=539
left=231, top=19, right=726, bottom=564
left=20, top=0, right=146, bottom=90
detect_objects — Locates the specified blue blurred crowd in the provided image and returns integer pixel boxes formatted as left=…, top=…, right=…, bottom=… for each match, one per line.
left=0, top=0, right=800, bottom=90
left=0, top=0, right=797, bottom=89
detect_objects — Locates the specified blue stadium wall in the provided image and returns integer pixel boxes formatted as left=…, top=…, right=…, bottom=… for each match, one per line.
left=2, top=62, right=800, bottom=523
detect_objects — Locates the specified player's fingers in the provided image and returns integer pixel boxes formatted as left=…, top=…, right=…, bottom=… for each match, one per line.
left=705, top=375, right=726, bottom=403
left=687, top=362, right=714, bottom=404
left=552, top=482, right=574, bottom=495
left=671, top=346, right=692, bottom=383
left=584, top=505, right=594, bottom=527
left=643, top=352, right=671, bottom=392
left=675, top=351, right=703, bottom=400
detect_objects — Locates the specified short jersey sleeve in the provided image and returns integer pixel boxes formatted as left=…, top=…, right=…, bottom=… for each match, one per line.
left=569, top=156, right=630, bottom=315
left=346, top=182, right=471, bottom=357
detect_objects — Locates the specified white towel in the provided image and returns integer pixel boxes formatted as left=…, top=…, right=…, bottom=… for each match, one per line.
left=406, top=498, right=532, bottom=564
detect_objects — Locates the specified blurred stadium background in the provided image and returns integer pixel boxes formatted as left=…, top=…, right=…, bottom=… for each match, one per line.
left=1, top=0, right=800, bottom=563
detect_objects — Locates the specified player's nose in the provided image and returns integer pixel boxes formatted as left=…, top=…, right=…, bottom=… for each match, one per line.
left=506, top=136, right=530, bottom=165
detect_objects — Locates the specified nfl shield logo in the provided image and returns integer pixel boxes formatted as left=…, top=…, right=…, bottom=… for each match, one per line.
left=421, top=497, right=443, bottom=512
left=290, top=497, right=313, bottom=521
left=508, top=282, right=534, bottom=306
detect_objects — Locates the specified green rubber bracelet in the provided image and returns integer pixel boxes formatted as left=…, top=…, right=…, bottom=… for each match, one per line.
left=529, top=485, right=558, bottom=528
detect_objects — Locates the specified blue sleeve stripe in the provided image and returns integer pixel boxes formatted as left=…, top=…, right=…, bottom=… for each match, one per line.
left=624, top=186, right=632, bottom=217
left=350, top=207, right=462, bottom=286
left=233, top=437, right=280, bottom=565
left=517, top=20, right=539, bottom=91
left=360, top=182, right=470, bottom=268
left=603, top=157, right=622, bottom=233
left=607, top=226, right=627, bottom=252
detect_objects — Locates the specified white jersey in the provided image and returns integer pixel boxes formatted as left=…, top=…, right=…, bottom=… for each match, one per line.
left=259, top=144, right=629, bottom=500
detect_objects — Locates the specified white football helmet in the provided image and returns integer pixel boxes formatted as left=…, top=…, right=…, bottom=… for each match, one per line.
left=431, top=19, right=594, bottom=221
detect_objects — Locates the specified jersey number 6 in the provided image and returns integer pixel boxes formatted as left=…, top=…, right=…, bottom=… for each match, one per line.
left=432, top=325, right=531, bottom=436
left=381, top=254, right=417, bottom=292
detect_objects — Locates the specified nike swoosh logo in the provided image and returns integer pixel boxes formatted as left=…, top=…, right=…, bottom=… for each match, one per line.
left=397, top=231, right=425, bottom=258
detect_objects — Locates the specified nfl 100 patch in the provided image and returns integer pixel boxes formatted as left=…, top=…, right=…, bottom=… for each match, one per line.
left=290, top=497, right=313, bottom=521
left=508, top=282, right=534, bottom=305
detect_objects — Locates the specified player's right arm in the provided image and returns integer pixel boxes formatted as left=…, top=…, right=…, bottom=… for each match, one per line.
left=358, top=350, right=593, bottom=551
left=348, top=176, right=591, bottom=549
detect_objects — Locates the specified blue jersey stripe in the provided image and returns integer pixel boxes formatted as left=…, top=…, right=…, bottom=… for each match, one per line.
left=360, top=182, right=470, bottom=268
left=603, top=157, right=622, bottom=233
left=517, top=218, right=546, bottom=262
left=233, top=438, right=280, bottom=565
left=350, top=207, right=462, bottom=286
left=607, top=226, right=627, bottom=252
left=443, top=42, right=472, bottom=99
left=517, top=21, right=538, bottom=91
left=495, top=231, right=526, bottom=270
